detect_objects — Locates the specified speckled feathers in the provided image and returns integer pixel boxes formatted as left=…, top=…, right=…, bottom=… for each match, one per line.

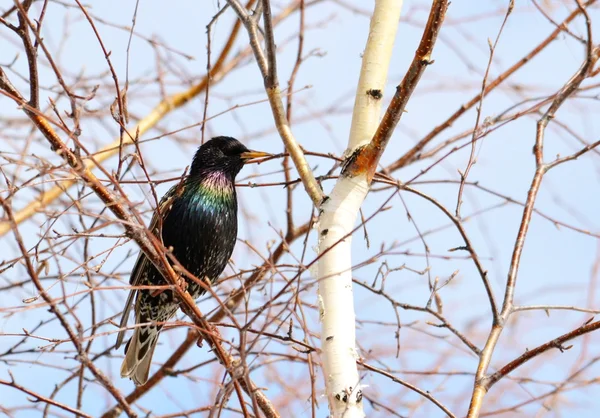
left=117, top=136, right=266, bottom=385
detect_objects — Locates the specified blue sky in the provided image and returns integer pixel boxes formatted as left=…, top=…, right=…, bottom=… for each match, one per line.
left=1, top=1, right=600, bottom=417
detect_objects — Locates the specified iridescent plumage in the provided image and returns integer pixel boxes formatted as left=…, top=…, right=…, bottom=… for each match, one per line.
left=116, top=136, right=269, bottom=385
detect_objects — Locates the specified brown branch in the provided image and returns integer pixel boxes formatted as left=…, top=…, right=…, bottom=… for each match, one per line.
left=0, top=5, right=246, bottom=237
left=13, top=0, right=38, bottom=109
left=354, top=278, right=481, bottom=356
left=385, top=0, right=597, bottom=172
left=358, top=360, right=456, bottom=418
left=467, top=3, right=600, bottom=414
left=0, top=377, right=93, bottom=418
left=226, top=0, right=325, bottom=206
left=502, top=48, right=599, bottom=319
left=455, top=1, right=513, bottom=217
left=0, top=197, right=138, bottom=417
left=344, top=0, right=448, bottom=182
left=0, top=0, right=308, bottom=238
left=283, top=0, right=306, bottom=237
left=480, top=356, right=600, bottom=416
left=100, top=222, right=310, bottom=418
left=0, top=71, right=280, bottom=418
left=486, top=319, right=600, bottom=389
left=400, top=184, right=499, bottom=322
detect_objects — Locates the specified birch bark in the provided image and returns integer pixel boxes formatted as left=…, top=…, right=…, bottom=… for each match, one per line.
left=317, top=1, right=404, bottom=416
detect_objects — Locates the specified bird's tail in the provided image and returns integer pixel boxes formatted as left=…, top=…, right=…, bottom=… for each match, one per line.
left=120, top=323, right=160, bottom=386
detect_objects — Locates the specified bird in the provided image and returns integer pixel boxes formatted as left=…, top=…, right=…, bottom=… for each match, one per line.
left=115, top=136, right=270, bottom=385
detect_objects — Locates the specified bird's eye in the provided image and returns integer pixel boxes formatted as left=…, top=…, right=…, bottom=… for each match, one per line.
left=223, top=146, right=244, bottom=157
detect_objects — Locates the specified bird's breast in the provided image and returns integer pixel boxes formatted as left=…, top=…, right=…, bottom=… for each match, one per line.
left=161, top=191, right=238, bottom=281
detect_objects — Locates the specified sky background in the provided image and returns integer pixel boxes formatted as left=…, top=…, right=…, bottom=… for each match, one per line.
left=1, top=0, right=600, bottom=417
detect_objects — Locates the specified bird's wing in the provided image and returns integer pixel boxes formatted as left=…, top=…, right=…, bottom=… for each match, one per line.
left=115, top=182, right=185, bottom=349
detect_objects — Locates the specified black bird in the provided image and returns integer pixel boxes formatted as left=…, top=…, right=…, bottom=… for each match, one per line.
left=116, top=136, right=270, bottom=385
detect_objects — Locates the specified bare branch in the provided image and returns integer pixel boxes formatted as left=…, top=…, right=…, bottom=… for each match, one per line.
left=344, top=0, right=448, bottom=181
left=226, top=0, right=324, bottom=206
left=486, top=318, right=600, bottom=389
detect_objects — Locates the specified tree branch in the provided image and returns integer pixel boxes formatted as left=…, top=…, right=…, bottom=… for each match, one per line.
left=486, top=318, right=600, bottom=389
left=0, top=68, right=280, bottom=418
left=226, top=0, right=325, bottom=206
left=344, top=0, right=448, bottom=182
left=467, top=3, right=600, bottom=414
left=0, top=4, right=247, bottom=237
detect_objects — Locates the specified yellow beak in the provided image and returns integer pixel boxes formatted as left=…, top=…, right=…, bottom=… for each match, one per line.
left=240, top=150, right=272, bottom=163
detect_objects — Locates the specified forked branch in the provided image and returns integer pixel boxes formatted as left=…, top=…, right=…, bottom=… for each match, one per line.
left=467, top=2, right=600, bottom=415
left=226, top=0, right=325, bottom=206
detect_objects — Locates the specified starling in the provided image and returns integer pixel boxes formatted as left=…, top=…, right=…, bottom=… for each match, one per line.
left=115, top=136, right=270, bottom=385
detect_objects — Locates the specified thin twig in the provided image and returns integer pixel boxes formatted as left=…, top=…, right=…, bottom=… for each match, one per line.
left=466, top=3, right=600, bottom=414
left=358, top=360, right=456, bottom=418
left=0, top=197, right=138, bottom=418
left=226, top=0, right=324, bottom=206
left=344, top=0, right=449, bottom=182
left=456, top=0, right=513, bottom=217
left=385, top=0, right=597, bottom=172
left=486, top=319, right=600, bottom=389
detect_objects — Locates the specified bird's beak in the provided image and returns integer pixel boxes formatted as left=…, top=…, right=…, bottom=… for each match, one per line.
left=240, top=150, right=272, bottom=164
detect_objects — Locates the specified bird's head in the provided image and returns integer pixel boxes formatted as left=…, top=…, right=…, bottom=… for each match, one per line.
left=190, top=136, right=271, bottom=179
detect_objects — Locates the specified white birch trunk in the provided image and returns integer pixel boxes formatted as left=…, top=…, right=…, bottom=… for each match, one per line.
left=317, top=1, right=404, bottom=416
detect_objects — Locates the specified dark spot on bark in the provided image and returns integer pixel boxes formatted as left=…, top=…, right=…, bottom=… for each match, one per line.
left=367, top=89, right=383, bottom=99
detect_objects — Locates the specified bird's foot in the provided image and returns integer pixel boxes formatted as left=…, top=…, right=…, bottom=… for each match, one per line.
left=196, top=325, right=222, bottom=349
left=176, top=276, right=188, bottom=292
left=151, top=276, right=187, bottom=298
left=150, top=288, right=165, bottom=298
